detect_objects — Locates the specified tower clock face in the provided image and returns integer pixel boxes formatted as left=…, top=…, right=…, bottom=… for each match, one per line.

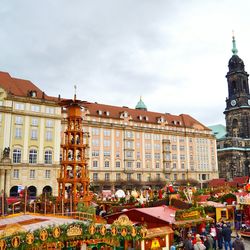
left=231, top=99, right=237, bottom=106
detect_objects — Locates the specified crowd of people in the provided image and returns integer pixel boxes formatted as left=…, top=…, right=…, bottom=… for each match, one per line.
left=183, top=222, right=245, bottom=250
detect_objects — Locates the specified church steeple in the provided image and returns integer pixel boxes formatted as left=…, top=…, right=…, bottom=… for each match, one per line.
left=232, top=32, right=238, bottom=55
left=224, top=34, right=250, bottom=139
left=135, top=96, right=147, bottom=111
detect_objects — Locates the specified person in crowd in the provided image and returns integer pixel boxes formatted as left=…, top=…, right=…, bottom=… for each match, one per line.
left=183, top=233, right=193, bottom=250
left=232, top=235, right=245, bottom=250
left=204, top=234, right=214, bottom=250
left=194, top=235, right=206, bottom=250
left=222, top=223, right=232, bottom=250
left=210, top=223, right=217, bottom=250
left=216, top=223, right=223, bottom=250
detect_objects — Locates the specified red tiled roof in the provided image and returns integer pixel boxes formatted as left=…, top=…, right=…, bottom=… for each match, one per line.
left=82, top=101, right=210, bottom=130
left=0, top=71, right=57, bottom=101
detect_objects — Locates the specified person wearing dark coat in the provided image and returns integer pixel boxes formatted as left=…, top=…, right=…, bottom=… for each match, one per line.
left=232, top=235, right=245, bottom=250
left=183, top=233, right=193, bottom=250
left=222, top=224, right=232, bottom=250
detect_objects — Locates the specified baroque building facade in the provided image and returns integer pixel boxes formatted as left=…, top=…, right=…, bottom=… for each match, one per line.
left=0, top=71, right=218, bottom=197
left=0, top=71, right=61, bottom=197
left=217, top=37, right=250, bottom=179
left=61, top=99, right=218, bottom=191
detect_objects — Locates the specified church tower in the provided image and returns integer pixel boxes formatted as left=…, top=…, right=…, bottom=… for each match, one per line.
left=224, top=35, right=250, bottom=138
left=217, top=35, right=250, bottom=179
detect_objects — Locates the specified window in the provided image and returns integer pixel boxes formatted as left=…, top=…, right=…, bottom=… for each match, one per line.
left=29, top=149, right=37, bottom=164
left=13, top=149, right=21, bottom=163
left=145, top=153, right=151, bottom=159
left=46, top=119, right=53, bottom=128
left=144, top=133, right=151, bottom=139
left=15, top=127, right=22, bottom=138
left=105, top=173, right=110, bottom=181
left=127, top=162, right=132, bottom=168
left=126, top=141, right=133, bottom=149
left=165, top=173, right=170, bottom=180
left=93, top=161, right=98, bottom=168
left=13, top=169, right=19, bottom=179
left=172, top=163, right=177, bottom=169
left=46, top=131, right=53, bottom=141
left=15, top=116, right=23, bottom=124
left=145, top=144, right=151, bottom=150
left=31, top=118, right=38, bottom=126
left=155, top=162, right=160, bottom=168
left=156, top=173, right=160, bottom=181
left=137, top=174, right=141, bottom=181
left=116, top=141, right=120, bottom=147
left=92, top=139, right=99, bottom=147
left=45, top=170, right=51, bottom=179
left=136, top=162, right=141, bottom=168
left=116, top=131, right=120, bottom=137
left=92, top=128, right=99, bottom=136
left=45, top=107, right=54, bottom=114
left=172, top=154, right=177, bottom=160
left=104, top=140, right=110, bottom=147
left=173, top=174, right=177, bottom=181
left=181, top=163, right=185, bottom=169
left=15, top=103, right=24, bottom=110
left=115, top=152, right=120, bottom=157
left=126, top=151, right=133, bottom=158
left=180, top=155, right=185, bottom=160
left=116, top=173, right=121, bottom=181
left=116, top=161, right=120, bottom=168
left=127, top=173, right=132, bottom=181
left=182, top=174, right=185, bottom=180
left=103, top=130, right=111, bottom=136
left=154, top=153, right=160, bottom=160
left=44, top=150, right=52, bottom=164
left=136, top=152, right=140, bottom=159
left=172, top=145, right=177, bottom=150
left=147, top=174, right=151, bottom=182
left=31, top=129, right=38, bottom=140
left=93, top=173, right=98, bottom=181
left=92, top=150, right=99, bottom=157
left=136, top=142, right=140, bottom=148
left=125, top=131, right=133, bottom=138
left=30, top=170, right=35, bottom=179
left=31, top=105, right=40, bottom=112
left=180, top=145, right=185, bottom=151
left=104, top=161, right=110, bottom=168
left=104, top=151, right=110, bottom=157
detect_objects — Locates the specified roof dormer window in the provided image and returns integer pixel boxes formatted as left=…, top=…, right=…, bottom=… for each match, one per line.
left=145, top=116, right=148, bottom=121
left=29, top=90, right=37, bottom=97
left=97, top=110, right=102, bottom=115
left=138, top=115, right=142, bottom=120
left=106, top=111, right=110, bottom=116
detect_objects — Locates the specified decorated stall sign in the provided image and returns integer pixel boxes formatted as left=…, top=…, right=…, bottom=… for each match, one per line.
left=0, top=239, right=6, bottom=250
left=67, top=224, right=82, bottom=237
left=111, top=226, right=117, bottom=236
left=52, top=227, right=61, bottom=238
left=100, top=225, right=107, bottom=236
left=26, top=233, right=34, bottom=245
left=11, top=236, right=20, bottom=248
left=88, top=224, right=96, bottom=235
left=175, top=207, right=205, bottom=221
left=40, top=229, right=48, bottom=241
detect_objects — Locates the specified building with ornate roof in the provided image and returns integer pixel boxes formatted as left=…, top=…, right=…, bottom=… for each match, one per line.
left=62, top=98, right=218, bottom=191
left=214, top=36, right=250, bottom=179
left=0, top=70, right=218, bottom=197
left=0, top=71, right=61, bottom=197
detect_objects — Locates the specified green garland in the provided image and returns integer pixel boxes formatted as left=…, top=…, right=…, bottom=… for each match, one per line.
left=0, top=221, right=145, bottom=249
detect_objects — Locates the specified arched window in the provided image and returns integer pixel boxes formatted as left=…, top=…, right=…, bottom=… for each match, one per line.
left=232, top=119, right=239, bottom=137
left=13, top=148, right=21, bottom=163
left=44, top=150, right=52, bottom=164
left=29, top=149, right=37, bottom=164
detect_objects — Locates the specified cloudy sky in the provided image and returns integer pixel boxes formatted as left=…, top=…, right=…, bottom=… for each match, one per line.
left=1, top=0, right=250, bottom=126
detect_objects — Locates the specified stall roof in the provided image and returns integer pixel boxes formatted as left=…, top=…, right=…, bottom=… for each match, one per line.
left=146, top=226, right=173, bottom=238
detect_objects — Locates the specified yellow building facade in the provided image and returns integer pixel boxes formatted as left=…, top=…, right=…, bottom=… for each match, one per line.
left=0, top=71, right=219, bottom=197
left=0, top=72, right=61, bottom=197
